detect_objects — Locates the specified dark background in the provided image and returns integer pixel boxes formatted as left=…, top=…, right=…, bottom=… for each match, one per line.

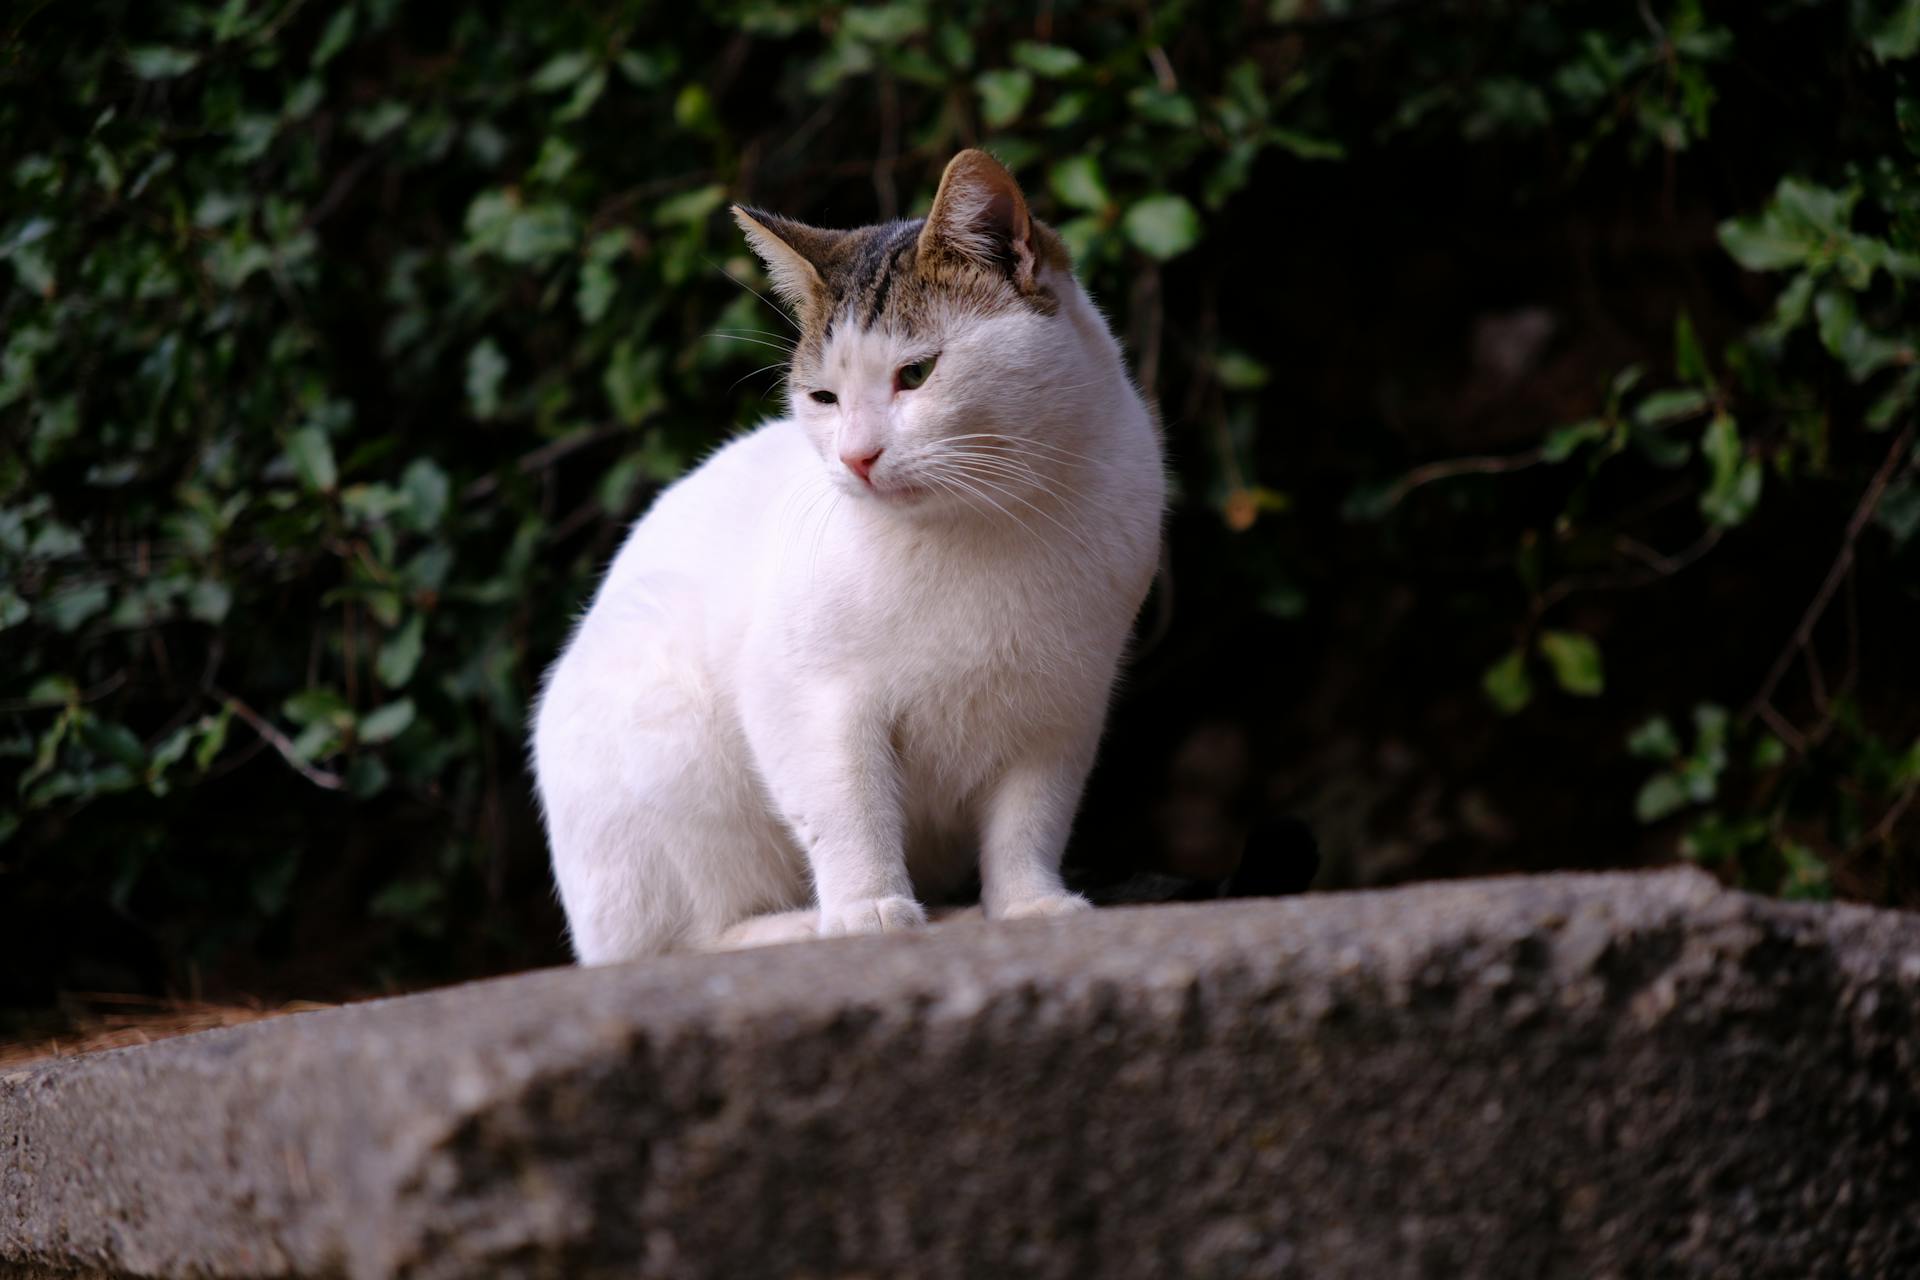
left=3, top=0, right=1918, bottom=1037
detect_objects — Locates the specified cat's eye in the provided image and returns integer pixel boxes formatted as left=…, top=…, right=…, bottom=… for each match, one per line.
left=809, top=389, right=838, bottom=405
left=896, top=356, right=938, bottom=391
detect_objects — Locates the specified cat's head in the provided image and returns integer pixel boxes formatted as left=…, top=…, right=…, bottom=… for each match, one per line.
left=732, top=150, right=1091, bottom=510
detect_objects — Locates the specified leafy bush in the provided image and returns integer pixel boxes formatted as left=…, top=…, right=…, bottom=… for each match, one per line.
left=2, top=0, right=1916, bottom=999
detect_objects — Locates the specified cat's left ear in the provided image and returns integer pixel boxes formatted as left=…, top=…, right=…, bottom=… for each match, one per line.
left=918, top=149, right=1040, bottom=290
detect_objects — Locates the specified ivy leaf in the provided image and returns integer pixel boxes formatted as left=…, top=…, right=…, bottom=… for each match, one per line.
left=1122, top=195, right=1202, bottom=260
left=1674, top=309, right=1709, bottom=385
left=466, top=340, right=507, bottom=421
left=1011, top=42, right=1083, bottom=78
left=1634, top=772, right=1690, bottom=823
left=311, top=10, right=356, bottom=67
left=1543, top=419, right=1609, bottom=463
left=286, top=427, right=338, bottom=493
left=1864, top=0, right=1920, bottom=61
left=975, top=69, right=1033, bottom=127
left=1048, top=155, right=1111, bottom=212
left=1627, top=716, right=1681, bottom=761
left=357, top=699, right=416, bottom=745
left=377, top=617, right=426, bottom=688
left=1539, top=630, right=1604, bottom=697
left=1482, top=647, right=1532, bottom=715
left=1699, top=413, right=1761, bottom=526
left=1634, top=388, right=1712, bottom=426
left=530, top=51, right=594, bottom=93
left=126, top=47, right=199, bottom=79
left=1877, top=478, right=1920, bottom=547
left=1719, top=178, right=1854, bottom=273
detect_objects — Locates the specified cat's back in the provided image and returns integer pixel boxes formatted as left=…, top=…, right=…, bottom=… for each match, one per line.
left=599, top=417, right=813, bottom=596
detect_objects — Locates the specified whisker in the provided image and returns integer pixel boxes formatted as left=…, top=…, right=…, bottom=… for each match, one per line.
left=707, top=333, right=798, bottom=356
left=939, top=463, right=1104, bottom=563
left=939, top=432, right=1105, bottom=467
left=705, top=257, right=800, bottom=334
left=711, top=327, right=796, bottom=347
left=932, top=448, right=1090, bottom=504
left=730, top=360, right=790, bottom=393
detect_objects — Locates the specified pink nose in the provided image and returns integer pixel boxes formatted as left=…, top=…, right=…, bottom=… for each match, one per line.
left=842, top=447, right=882, bottom=483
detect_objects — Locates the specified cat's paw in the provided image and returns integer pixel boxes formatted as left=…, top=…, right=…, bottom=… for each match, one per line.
left=817, top=895, right=928, bottom=938
left=993, top=892, right=1093, bottom=921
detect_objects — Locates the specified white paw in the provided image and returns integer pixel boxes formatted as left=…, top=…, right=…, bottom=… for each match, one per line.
left=817, top=895, right=928, bottom=938
left=993, top=892, right=1093, bottom=922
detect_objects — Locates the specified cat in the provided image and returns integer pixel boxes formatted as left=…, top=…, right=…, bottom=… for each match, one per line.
left=532, top=150, right=1166, bottom=963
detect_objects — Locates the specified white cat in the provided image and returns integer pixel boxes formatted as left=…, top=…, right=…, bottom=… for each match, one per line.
left=533, top=151, right=1166, bottom=963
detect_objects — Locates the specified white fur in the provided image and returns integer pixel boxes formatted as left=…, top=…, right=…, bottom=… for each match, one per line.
left=533, top=261, right=1164, bottom=963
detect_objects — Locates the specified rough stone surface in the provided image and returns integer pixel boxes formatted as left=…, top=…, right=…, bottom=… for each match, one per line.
left=4, top=869, right=1919, bottom=1279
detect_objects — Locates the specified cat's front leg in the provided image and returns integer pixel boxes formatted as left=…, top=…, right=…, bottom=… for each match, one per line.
left=978, top=738, right=1099, bottom=922
left=748, top=683, right=926, bottom=938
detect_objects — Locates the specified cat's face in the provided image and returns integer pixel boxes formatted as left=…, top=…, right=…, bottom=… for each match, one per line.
left=734, top=151, right=1084, bottom=512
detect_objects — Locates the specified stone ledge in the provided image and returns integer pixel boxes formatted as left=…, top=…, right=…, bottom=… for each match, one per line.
left=4, top=869, right=1919, bottom=1278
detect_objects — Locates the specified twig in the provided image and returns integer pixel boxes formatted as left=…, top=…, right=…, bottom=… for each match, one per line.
left=1146, top=45, right=1178, bottom=92
left=1847, top=781, right=1918, bottom=858
left=215, top=689, right=344, bottom=791
left=1533, top=525, right=1723, bottom=616
left=460, top=423, right=627, bottom=503
left=0, top=670, right=128, bottom=715
left=1749, top=423, right=1916, bottom=721
left=1378, top=447, right=1547, bottom=510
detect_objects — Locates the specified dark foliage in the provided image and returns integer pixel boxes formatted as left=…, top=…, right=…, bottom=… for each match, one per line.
left=2, top=0, right=1917, bottom=1015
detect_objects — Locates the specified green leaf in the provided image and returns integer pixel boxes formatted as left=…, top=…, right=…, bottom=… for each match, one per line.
left=1214, top=351, right=1269, bottom=391
left=577, top=259, right=617, bottom=323
left=1048, top=155, right=1111, bottom=212
left=605, top=338, right=663, bottom=425
left=1627, top=716, right=1681, bottom=761
left=555, top=68, right=607, bottom=123
left=1542, top=419, right=1609, bottom=463
left=531, top=51, right=594, bottom=93
left=357, top=698, right=416, bottom=744
left=126, top=47, right=199, bottom=79
left=1699, top=412, right=1762, bottom=526
left=1814, top=288, right=1907, bottom=381
left=1122, top=195, right=1202, bottom=261
left=975, top=69, right=1033, bottom=128
left=286, top=427, right=338, bottom=493
left=1011, top=41, right=1083, bottom=78
left=1877, top=478, right=1920, bottom=547
left=377, top=616, right=425, bottom=688
left=842, top=5, right=929, bottom=42
left=0, top=587, right=27, bottom=630
left=188, top=580, right=232, bottom=625
left=1673, top=310, right=1709, bottom=385
left=1777, top=839, right=1832, bottom=901
left=284, top=688, right=351, bottom=727
left=311, top=9, right=356, bottom=67
left=655, top=184, right=727, bottom=226
left=1864, top=0, right=1920, bottom=61
left=1482, top=647, right=1532, bottom=715
left=400, top=458, right=449, bottom=531
left=1634, top=772, right=1690, bottom=823
left=1634, top=387, right=1712, bottom=426
left=1718, top=180, right=1847, bottom=273
left=1751, top=735, right=1789, bottom=769
left=1127, top=86, right=1199, bottom=128
left=1539, top=630, right=1604, bottom=697
left=370, top=876, right=444, bottom=920
left=1265, top=128, right=1345, bottom=161
left=466, top=340, right=507, bottom=421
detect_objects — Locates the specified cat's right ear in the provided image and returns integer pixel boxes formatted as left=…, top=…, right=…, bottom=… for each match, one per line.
left=732, top=207, right=838, bottom=312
